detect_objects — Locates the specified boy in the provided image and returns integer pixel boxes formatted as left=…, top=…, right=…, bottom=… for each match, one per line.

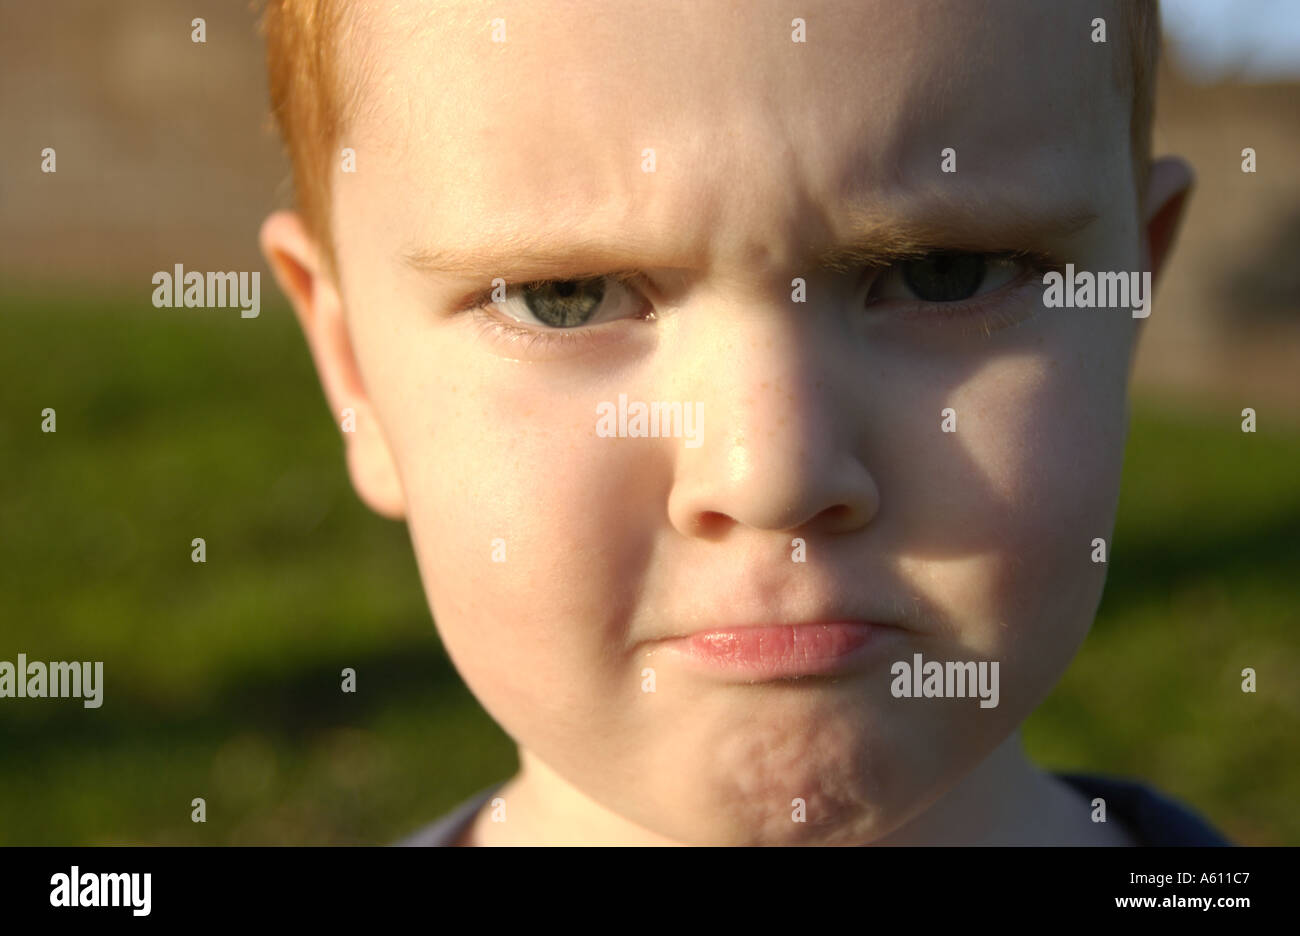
left=258, top=0, right=1227, bottom=845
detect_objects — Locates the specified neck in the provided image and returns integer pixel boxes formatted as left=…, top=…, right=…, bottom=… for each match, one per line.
left=467, top=750, right=681, bottom=846
left=466, top=734, right=1132, bottom=846
left=876, top=733, right=1132, bottom=845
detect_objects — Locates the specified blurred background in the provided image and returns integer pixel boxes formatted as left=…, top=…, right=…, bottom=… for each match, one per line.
left=1, top=0, right=1296, bottom=845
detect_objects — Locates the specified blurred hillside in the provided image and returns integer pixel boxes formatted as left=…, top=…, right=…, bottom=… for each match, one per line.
left=0, top=2, right=283, bottom=285
left=1137, top=50, right=1300, bottom=415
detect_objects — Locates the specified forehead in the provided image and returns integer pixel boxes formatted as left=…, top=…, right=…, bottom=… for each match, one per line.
left=337, top=0, right=1130, bottom=271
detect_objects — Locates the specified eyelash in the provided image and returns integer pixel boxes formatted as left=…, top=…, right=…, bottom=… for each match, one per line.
left=470, top=313, right=606, bottom=354
left=460, top=253, right=1063, bottom=351
left=877, top=250, right=1064, bottom=337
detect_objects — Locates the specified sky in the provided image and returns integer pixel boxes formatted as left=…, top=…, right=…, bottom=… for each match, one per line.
left=1162, top=0, right=1300, bottom=79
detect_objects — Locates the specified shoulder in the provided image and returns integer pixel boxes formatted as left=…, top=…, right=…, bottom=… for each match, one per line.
left=1054, top=772, right=1233, bottom=846
left=392, top=782, right=507, bottom=847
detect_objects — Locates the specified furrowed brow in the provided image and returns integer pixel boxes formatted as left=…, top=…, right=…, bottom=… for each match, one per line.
left=402, top=233, right=656, bottom=283
left=816, top=201, right=1101, bottom=272
left=402, top=200, right=1100, bottom=281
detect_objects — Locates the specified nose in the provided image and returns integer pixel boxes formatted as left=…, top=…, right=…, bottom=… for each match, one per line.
left=665, top=311, right=879, bottom=540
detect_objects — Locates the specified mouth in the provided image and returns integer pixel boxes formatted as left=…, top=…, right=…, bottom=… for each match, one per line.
left=647, top=620, right=903, bottom=683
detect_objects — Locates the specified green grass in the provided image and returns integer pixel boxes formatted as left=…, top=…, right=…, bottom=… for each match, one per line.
left=1024, top=398, right=1300, bottom=846
left=1, top=287, right=1295, bottom=844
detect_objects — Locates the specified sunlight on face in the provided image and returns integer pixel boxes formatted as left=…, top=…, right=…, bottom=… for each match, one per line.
left=330, top=0, right=1142, bottom=843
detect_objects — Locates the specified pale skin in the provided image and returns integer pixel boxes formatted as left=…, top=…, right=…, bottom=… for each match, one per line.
left=261, top=0, right=1193, bottom=845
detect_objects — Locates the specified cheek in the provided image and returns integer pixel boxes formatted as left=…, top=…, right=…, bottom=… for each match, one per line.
left=389, top=371, right=663, bottom=724
left=895, top=328, right=1130, bottom=686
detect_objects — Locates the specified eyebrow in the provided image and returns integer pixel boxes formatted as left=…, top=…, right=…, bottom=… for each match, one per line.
left=401, top=198, right=1100, bottom=282
left=815, top=201, right=1100, bottom=273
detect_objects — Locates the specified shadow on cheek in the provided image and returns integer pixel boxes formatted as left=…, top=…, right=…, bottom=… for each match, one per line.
left=884, top=331, right=1128, bottom=556
left=878, top=342, right=1124, bottom=668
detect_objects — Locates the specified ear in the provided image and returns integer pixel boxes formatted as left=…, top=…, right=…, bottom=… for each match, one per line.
left=1141, top=155, right=1195, bottom=289
left=258, top=211, right=406, bottom=520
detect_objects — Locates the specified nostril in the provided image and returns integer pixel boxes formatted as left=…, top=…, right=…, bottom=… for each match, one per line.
left=820, top=504, right=852, bottom=525
left=693, top=511, right=731, bottom=538
left=818, top=502, right=873, bottom=532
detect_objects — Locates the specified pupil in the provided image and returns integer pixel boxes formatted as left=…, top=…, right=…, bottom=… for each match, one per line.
left=901, top=252, right=986, bottom=301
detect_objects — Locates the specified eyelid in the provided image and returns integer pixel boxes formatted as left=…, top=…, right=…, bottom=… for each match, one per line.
left=469, top=312, right=607, bottom=355
left=865, top=248, right=1061, bottom=279
left=454, top=270, right=646, bottom=315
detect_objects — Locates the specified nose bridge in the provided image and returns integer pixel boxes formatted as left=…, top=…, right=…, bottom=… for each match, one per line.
left=665, top=300, right=878, bottom=536
left=723, top=312, right=827, bottom=452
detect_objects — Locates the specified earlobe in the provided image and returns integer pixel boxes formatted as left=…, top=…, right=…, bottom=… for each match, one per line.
left=346, top=433, right=407, bottom=520
left=258, top=211, right=407, bottom=521
left=1141, top=156, right=1195, bottom=289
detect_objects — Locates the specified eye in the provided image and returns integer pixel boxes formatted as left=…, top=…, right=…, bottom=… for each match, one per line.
left=868, top=251, right=1024, bottom=304
left=483, top=274, right=646, bottom=328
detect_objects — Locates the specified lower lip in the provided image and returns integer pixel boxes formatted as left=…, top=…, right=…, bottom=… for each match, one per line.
left=656, top=622, right=888, bottom=681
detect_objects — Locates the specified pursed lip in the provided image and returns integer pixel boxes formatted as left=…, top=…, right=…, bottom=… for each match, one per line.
left=647, top=609, right=910, bottom=643
left=645, top=619, right=905, bottom=681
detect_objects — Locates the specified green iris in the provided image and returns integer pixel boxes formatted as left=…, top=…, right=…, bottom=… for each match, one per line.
left=522, top=278, right=606, bottom=327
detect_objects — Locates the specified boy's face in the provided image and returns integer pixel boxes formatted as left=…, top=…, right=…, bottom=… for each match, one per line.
left=277, top=0, right=1182, bottom=843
